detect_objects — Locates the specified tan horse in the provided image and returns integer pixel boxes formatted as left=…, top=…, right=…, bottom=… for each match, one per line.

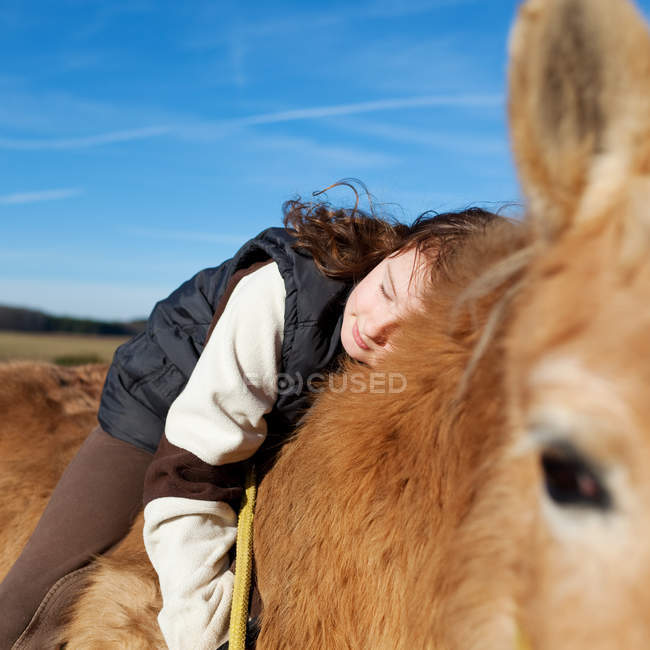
left=0, top=362, right=106, bottom=582
left=255, top=1, right=650, bottom=647
left=4, top=0, right=650, bottom=647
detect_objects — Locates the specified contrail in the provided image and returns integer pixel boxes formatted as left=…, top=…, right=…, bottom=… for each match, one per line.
left=0, top=126, right=171, bottom=150
left=0, top=188, right=83, bottom=204
left=0, top=93, right=502, bottom=150
left=224, top=94, right=503, bottom=128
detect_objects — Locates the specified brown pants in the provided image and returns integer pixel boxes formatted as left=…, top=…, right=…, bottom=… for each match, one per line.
left=0, top=427, right=153, bottom=650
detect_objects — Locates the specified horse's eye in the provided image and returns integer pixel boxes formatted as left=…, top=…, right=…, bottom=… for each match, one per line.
left=541, top=444, right=611, bottom=510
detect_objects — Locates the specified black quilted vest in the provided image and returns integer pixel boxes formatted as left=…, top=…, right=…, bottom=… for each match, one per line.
left=98, top=227, right=352, bottom=454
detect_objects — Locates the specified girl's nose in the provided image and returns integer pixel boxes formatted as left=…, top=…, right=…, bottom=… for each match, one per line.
left=364, top=314, right=398, bottom=347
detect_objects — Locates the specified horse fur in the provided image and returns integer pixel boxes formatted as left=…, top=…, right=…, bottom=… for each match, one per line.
left=258, top=3, right=650, bottom=645
left=3, top=0, right=650, bottom=647
left=0, top=362, right=105, bottom=580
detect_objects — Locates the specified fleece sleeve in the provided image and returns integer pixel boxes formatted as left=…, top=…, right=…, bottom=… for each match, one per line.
left=142, top=261, right=285, bottom=650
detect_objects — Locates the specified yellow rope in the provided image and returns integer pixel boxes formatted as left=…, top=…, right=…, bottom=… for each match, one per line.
left=516, top=624, right=533, bottom=650
left=228, top=464, right=257, bottom=650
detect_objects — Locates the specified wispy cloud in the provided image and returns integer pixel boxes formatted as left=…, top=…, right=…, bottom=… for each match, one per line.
left=0, top=94, right=501, bottom=150
left=178, top=94, right=503, bottom=143
left=184, top=8, right=345, bottom=51
left=73, top=0, right=154, bottom=41
left=228, top=38, right=247, bottom=88
left=361, top=0, right=481, bottom=18
left=344, top=34, right=500, bottom=95
left=186, top=0, right=480, bottom=51
left=0, top=126, right=170, bottom=150
left=0, top=87, right=171, bottom=132
left=221, top=94, right=502, bottom=127
left=244, top=133, right=398, bottom=168
left=0, top=187, right=82, bottom=204
left=333, top=119, right=507, bottom=157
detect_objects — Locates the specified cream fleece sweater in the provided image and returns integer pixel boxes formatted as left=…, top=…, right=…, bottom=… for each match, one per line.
left=143, top=261, right=286, bottom=650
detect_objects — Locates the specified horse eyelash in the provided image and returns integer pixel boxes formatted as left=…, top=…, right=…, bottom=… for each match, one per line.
left=380, top=284, right=392, bottom=300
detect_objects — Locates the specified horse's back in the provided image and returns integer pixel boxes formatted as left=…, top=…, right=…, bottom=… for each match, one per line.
left=0, top=361, right=106, bottom=578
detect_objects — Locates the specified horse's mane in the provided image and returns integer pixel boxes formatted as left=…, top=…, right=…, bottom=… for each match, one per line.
left=451, top=219, right=535, bottom=398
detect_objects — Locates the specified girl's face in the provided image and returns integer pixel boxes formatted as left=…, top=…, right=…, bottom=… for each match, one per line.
left=341, top=248, right=426, bottom=366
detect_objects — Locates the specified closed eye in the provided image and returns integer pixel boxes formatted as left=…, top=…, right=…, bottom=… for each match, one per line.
left=380, top=284, right=392, bottom=300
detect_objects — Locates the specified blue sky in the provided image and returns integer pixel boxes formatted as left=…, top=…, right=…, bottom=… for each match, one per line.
left=3, top=0, right=646, bottom=320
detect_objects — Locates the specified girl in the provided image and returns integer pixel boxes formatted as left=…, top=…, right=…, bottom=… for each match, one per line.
left=0, top=196, right=499, bottom=649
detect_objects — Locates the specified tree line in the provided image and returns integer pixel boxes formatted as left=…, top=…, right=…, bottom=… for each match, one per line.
left=0, top=305, right=146, bottom=336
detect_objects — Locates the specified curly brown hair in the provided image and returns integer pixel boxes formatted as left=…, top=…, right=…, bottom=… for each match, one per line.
left=283, top=192, right=503, bottom=287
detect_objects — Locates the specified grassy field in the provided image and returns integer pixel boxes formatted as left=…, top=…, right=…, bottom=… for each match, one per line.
left=0, top=330, right=130, bottom=365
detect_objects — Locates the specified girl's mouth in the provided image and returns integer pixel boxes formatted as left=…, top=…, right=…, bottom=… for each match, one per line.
left=352, top=321, right=370, bottom=350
